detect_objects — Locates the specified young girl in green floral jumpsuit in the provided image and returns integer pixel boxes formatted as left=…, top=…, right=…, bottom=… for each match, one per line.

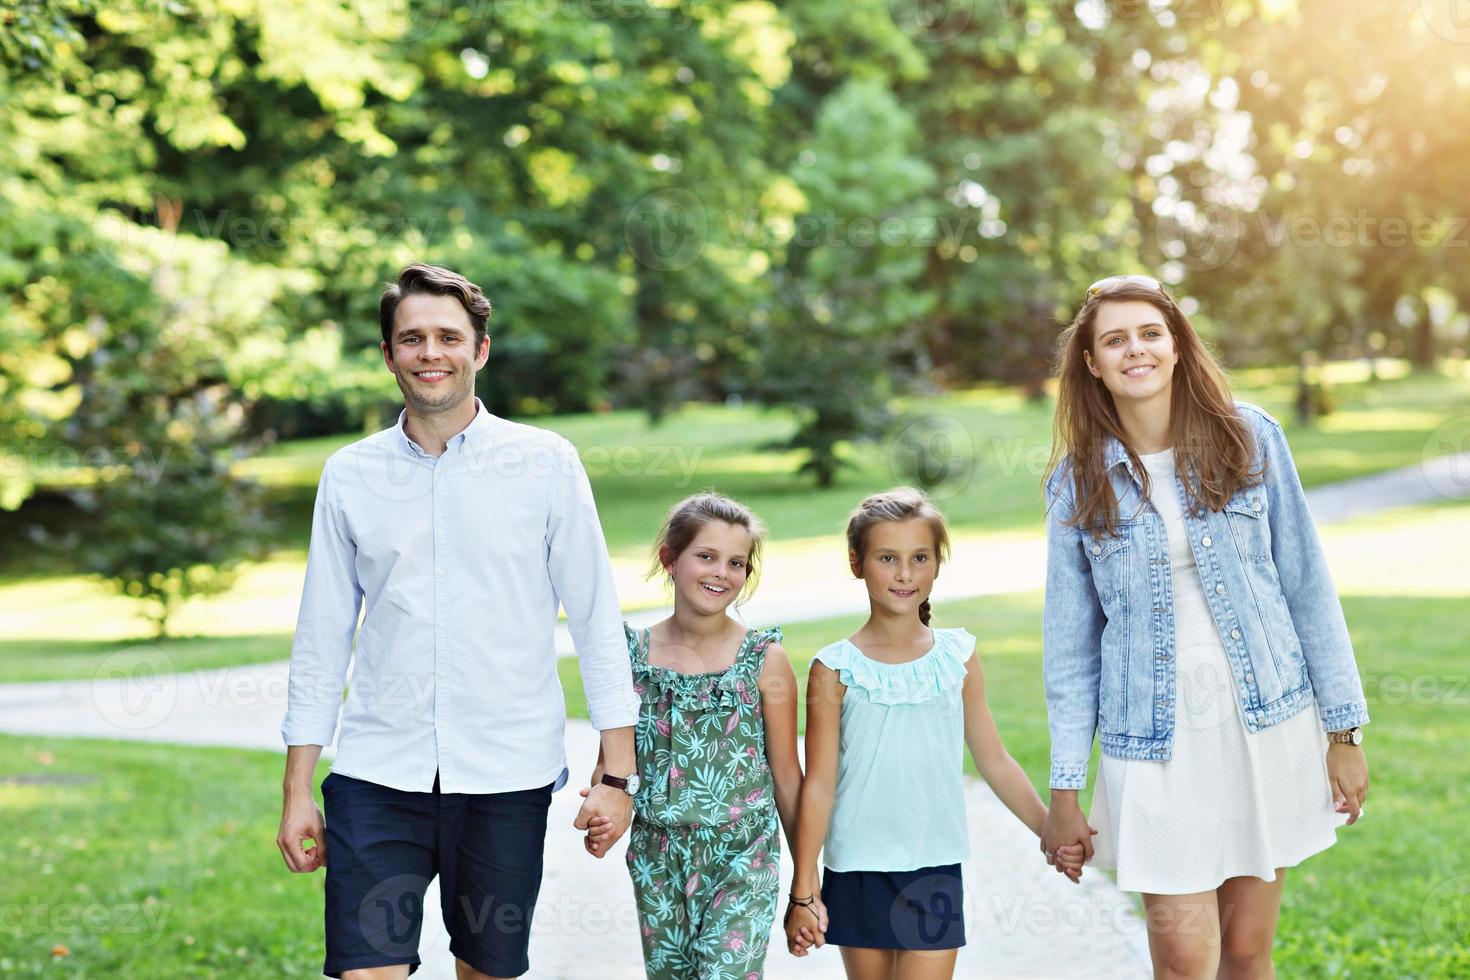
left=584, top=493, right=804, bottom=979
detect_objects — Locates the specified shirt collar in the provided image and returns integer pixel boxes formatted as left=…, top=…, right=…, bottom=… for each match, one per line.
left=395, top=397, right=494, bottom=457
left=1102, top=434, right=1136, bottom=478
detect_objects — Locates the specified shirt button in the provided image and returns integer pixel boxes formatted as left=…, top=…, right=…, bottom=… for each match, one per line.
left=1231, top=628, right=1241, bottom=640
left=1201, top=535, right=1212, bottom=547
left=436, top=517, right=445, bottom=527
left=436, top=568, right=446, bottom=577
left=1215, top=583, right=1226, bottom=595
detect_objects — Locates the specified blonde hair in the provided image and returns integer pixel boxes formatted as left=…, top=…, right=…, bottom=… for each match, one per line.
left=649, top=492, right=766, bottom=605
left=845, top=486, right=951, bottom=626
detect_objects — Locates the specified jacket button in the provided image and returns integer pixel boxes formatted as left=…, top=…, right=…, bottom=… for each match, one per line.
left=1215, top=583, right=1226, bottom=595
left=1253, top=501, right=1262, bottom=512
left=1231, top=628, right=1241, bottom=640
left=1201, top=535, right=1212, bottom=547
left=1092, top=543, right=1101, bottom=555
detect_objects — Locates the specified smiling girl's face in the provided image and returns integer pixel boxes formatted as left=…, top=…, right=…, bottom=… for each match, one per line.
left=1084, top=299, right=1180, bottom=408
left=664, top=521, right=753, bottom=614
left=851, top=518, right=939, bottom=618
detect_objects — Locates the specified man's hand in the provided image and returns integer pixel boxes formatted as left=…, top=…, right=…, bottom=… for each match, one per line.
left=276, top=791, right=327, bottom=873
left=574, top=782, right=632, bottom=858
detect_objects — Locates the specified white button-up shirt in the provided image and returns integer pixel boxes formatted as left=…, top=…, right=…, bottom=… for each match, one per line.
left=280, top=399, right=637, bottom=794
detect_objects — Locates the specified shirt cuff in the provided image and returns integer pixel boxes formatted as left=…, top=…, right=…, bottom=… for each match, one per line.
left=1318, top=700, right=1369, bottom=733
left=1049, top=763, right=1089, bottom=791
left=587, top=700, right=639, bottom=732
left=281, top=717, right=339, bottom=748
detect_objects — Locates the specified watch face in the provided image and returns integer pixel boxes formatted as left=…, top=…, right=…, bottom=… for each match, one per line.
left=1351, top=729, right=1363, bottom=745
left=625, top=774, right=641, bottom=796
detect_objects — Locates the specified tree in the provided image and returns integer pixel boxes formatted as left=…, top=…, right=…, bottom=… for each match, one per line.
left=752, top=79, right=937, bottom=486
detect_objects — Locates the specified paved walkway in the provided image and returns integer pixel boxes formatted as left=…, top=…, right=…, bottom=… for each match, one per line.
left=3, top=453, right=1466, bottom=978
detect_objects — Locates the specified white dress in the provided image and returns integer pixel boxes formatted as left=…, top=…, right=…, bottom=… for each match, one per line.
left=1089, top=448, right=1349, bottom=894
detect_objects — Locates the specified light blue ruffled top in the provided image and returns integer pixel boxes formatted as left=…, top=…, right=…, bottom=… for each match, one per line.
left=814, top=626, right=976, bottom=873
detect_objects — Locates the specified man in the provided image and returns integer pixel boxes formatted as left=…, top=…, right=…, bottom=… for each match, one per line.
left=275, top=263, right=639, bottom=979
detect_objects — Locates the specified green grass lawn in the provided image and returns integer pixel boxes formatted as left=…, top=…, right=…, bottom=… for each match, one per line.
left=0, top=740, right=334, bottom=977
left=3, top=587, right=1465, bottom=976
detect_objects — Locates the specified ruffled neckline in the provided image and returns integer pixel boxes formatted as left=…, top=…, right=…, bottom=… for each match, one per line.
left=817, top=627, right=974, bottom=706
left=626, top=622, right=782, bottom=712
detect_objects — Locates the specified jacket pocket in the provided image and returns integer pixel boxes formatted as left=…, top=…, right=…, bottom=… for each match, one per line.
left=1222, top=487, right=1272, bottom=562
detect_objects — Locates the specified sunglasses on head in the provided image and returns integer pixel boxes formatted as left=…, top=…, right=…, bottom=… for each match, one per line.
left=1086, top=274, right=1167, bottom=299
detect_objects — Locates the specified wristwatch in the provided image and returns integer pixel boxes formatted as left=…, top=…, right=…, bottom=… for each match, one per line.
left=1328, top=727, right=1363, bottom=746
left=601, top=772, right=641, bottom=796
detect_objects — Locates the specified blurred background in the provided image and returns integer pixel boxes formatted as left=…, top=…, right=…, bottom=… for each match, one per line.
left=1, top=0, right=1468, bottom=976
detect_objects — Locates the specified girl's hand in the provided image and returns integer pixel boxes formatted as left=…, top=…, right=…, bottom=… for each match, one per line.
left=1054, top=842, right=1087, bottom=882
left=1327, top=743, right=1368, bottom=824
left=578, top=786, right=617, bottom=856
left=784, top=897, right=825, bottom=955
left=1041, top=794, right=1097, bottom=882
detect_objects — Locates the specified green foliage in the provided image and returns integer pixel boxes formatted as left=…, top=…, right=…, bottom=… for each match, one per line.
left=751, top=78, right=937, bottom=485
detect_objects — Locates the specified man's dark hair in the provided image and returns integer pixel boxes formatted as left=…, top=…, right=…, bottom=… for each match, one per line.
left=379, top=263, right=492, bottom=350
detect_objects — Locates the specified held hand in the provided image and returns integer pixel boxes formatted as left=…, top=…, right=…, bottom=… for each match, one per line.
left=1041, top=797, right=1097, bottom=883
left=276, top=794, right=327, bottom=873
left=1054, top=842, right=1087, bottom=883
left=574, top=783, right=633, bottom=858
left=784, top=896, right=826, bottom=956
left=1327, top=743, right=1369, bottom=825
left=578, top=787, right=620, bottom=857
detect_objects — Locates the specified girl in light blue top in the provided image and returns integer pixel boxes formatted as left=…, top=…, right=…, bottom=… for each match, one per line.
left=785, top=487, right=1084, bottom=978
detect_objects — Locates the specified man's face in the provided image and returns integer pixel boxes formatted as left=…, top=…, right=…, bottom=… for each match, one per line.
left=381, top=293, right=490, bottom=416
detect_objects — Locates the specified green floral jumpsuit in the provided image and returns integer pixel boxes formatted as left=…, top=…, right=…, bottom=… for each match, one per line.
left=624, top=623, right=783, bottom=980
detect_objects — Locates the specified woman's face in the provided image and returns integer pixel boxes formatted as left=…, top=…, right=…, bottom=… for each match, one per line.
left=1083, top=300, right=1179, bottom=409
left=850, top=518, right=939, bottom=619
left=665, top=521, right=752, bottom=615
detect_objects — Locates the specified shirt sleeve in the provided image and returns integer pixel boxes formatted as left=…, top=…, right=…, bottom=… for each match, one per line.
left=545, top=440, right=638, bottom=731
left=1042, top=474, right=1105, bottom=791
left=1258, top=418, right=1370, bottom=732
left=280, top=462, right=363, bottom=747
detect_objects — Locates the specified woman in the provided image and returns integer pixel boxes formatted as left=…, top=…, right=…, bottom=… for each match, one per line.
left=1038, top=275, right=1370, bottom=979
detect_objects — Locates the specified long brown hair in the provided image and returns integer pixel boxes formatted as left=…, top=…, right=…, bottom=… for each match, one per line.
left=1044, top=281, right=1260, bottom=537
left=649, top=492, right=766, bottom=605
left=846, top=487, right=951, bottom=626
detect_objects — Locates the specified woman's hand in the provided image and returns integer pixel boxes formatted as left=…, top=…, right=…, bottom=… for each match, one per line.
left=1327, top=743, right=1368, bottom=824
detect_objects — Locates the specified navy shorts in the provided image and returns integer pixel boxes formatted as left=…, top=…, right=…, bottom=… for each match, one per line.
left=821, top=863, right=966, bottom=950
left=321, top=771, right=553, bottom=978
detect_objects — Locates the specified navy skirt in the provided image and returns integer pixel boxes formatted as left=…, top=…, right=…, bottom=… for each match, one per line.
left=821, top=863, right=966, bottom=950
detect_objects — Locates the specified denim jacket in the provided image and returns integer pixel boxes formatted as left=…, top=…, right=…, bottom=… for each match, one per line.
left=1042, top=402, right=1370, bottom=791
